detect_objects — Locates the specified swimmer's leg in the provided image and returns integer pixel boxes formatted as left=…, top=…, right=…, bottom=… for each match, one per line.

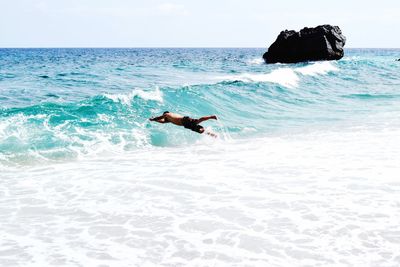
left=197, top=115, right=217, bottom=124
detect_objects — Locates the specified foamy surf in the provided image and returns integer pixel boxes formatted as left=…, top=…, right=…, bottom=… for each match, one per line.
left=295, top=61, right=339, bottom=76
left=219, top=68, right=299, bottom=88
left=247, top=57, right=264, bottom=65
left=2, top=126, right=400, bottom=266
left=219, top=61, right=339, bottom=88
left=103, top=86, right=163, bottom=104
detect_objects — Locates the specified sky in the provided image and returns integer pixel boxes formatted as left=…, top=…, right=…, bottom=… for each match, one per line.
left=0, top=0, right=399, bottom=48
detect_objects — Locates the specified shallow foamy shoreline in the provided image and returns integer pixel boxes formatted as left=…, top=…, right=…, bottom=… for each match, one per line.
left=2, top=127, right=400, bottom=266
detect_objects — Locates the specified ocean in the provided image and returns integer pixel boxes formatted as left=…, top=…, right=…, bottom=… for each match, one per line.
left=1, top=48, right=400, bottom=266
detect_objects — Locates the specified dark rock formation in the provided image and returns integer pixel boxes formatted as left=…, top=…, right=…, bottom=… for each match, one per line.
left=263, top=25, right=346, bottom=64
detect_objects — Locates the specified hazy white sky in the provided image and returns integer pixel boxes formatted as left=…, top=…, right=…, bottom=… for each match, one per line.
left=1, top=0, right=399, bottom=48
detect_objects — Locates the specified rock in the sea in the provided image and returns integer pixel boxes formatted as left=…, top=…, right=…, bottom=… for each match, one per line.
left=263, top=25, right=346, bottom=64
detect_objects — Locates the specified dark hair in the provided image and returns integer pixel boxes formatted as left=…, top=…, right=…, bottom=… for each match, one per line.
left=163, top=111, right=169, bottom=115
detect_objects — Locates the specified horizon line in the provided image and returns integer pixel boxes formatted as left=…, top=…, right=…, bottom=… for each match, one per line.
left=0, top=47, right=399, bottom=49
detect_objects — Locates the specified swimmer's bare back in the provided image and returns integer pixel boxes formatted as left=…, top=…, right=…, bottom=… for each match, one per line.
left=163, top=112, right=184, bottom=126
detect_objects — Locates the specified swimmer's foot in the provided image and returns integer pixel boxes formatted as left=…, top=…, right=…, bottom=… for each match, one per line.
left=206, top=131, right=218, bottom=138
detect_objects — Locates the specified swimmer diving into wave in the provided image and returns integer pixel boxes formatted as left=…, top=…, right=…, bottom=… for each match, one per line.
left=149, top=111, right=218, bottom=137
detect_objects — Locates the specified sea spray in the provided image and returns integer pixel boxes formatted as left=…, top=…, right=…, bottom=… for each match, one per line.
left=215, top=118, right=233, bottom=141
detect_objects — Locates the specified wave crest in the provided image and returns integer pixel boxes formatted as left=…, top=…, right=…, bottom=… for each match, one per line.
left=295, top=61, right=339, bottom=76
left=103, top=87, right=163, bottom=105
left=218, top=61, right=338, bottom=88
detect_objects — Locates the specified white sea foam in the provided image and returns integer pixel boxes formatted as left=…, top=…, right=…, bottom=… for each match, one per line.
left=247, top=57, right=264, bottom=65
left=2, top=125, right=400, bottom=266
left=295, top=61, right=339, bottom=76
left=104, top=86, right=163, bottom=104
left=220, top=61, right=339, bottom=88
left=0, top=112, right=154, bottom=166
left=0, top=114, right=42, bottom=145
left=222, top=68, right=300, bottom=88
left=341, top=56, right=360, bottom=61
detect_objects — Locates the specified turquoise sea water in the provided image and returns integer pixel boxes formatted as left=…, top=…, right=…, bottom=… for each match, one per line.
left=1, top=48, right=399, bottom=165
left=1, top=49, right=400, bottom=266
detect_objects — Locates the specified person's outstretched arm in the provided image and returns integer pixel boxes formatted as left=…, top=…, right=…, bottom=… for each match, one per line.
left=149, top=115, right=168, bottom=123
